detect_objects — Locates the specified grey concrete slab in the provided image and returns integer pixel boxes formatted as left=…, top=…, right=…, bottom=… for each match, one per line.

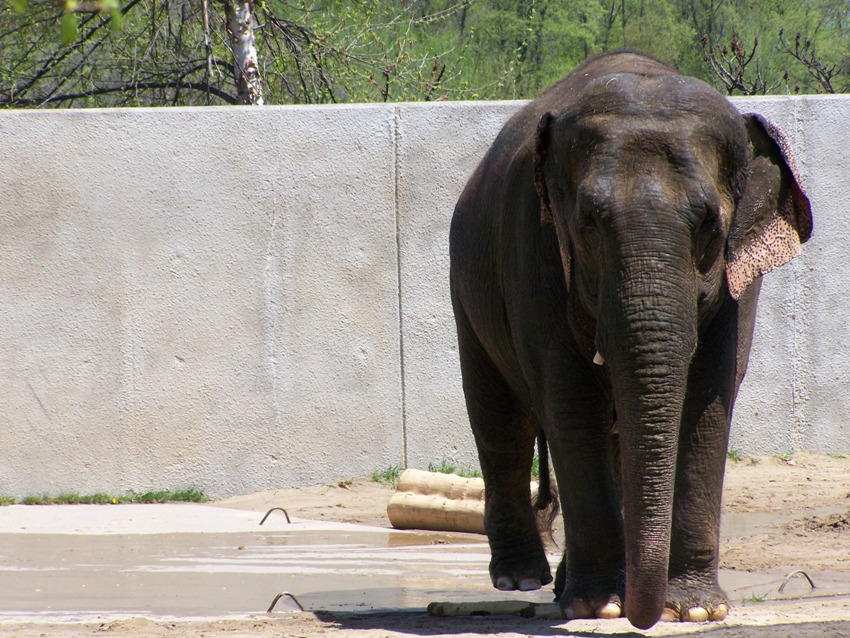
left=395, top=101, right=524, bottom=470
left=1, top=97, right=848, bottom=498
left=0, top=106, right=404, bottom=497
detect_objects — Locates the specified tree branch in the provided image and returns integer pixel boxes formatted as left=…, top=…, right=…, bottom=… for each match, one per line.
left=3, top=79, right=237, bottom=107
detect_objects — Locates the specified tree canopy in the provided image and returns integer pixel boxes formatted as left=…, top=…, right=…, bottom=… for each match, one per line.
left=1, top=0, right=848, bottom=108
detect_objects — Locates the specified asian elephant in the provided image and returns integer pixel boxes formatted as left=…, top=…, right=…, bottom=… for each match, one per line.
left=449, top=51, right=812, bottom=630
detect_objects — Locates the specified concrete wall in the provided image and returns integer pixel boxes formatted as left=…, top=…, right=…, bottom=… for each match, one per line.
left=0, top=96, right=847, bottom=498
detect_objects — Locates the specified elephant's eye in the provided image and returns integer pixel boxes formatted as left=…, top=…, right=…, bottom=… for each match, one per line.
left=695, top=207, right=722, bottom=271
left=576, top=208, right=601, bottom=252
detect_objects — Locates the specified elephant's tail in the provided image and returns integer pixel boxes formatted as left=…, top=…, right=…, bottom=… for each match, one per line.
left=533, top=429, right=560, bottom=545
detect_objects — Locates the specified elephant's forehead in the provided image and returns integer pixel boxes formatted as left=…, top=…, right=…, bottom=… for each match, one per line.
left=567, top=72, right=738, bottom=125
left=570, top=118, right=725, bottom=179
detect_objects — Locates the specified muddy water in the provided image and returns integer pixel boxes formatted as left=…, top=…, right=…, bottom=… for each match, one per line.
left=1, top=511, right=847, bottom=622
left=0, top=528, right=550, bottom=620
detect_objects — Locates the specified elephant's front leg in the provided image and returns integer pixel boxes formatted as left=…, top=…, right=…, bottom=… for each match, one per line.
left=665, top=304, right=744, bottom=622
left=545, top=386, right=626, bottom=620
left=666, top=402, right=730, bottom=622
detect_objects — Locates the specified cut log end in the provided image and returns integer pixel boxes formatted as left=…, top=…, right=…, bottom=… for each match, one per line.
left=386, top=469, right=539, bottom=535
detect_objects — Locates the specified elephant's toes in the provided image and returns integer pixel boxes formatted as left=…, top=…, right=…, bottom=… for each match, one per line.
left=564, top=599, right=593, bottom=619
left=662, top=602, right=727, bottom=622
left=556, top=565, right=625, bottom=621
left=490, top=554, right=552, bottom=592
left=661, top=603, right=729, bottom=622
left=495, top=575, right=545, bottom=591
left=596, top=597, right=624, bottom=619
left=663, top=577, right=728, bottom=623
left=564, top=595, right=622, bottom=620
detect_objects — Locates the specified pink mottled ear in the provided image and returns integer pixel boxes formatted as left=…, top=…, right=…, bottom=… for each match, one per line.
left=726, top=114, right=813, bottom=300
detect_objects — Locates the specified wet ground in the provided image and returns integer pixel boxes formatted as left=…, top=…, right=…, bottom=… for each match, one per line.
left=0, top=505, right=543, bottom=620
left=0, top=503, right=848, bottom=623
left=1, top=455, right=850, bottom=636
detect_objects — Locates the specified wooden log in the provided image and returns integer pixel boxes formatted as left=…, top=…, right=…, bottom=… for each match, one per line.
left=387, top=469, right=539, bottom=535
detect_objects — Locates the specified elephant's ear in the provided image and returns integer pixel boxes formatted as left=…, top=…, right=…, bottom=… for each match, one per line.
left=533, top=111, right=557, bottom=226
left=726, top=113, right=813, bottom=300
left=533, top=111, right=572, bottom=291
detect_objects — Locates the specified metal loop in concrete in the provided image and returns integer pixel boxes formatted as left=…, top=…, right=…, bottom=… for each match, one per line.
left=267, top=591, right=305, bottom=613
left=259, top=507, right=291, bottom=525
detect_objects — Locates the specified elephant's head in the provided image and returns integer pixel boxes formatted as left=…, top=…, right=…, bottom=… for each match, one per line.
left=532, top=73, right=811, bottom=628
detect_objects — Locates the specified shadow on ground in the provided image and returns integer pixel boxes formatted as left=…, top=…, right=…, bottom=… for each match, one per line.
left=316, top=611, right=850, bottom=637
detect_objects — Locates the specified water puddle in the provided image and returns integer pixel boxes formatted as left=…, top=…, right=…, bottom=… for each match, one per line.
left=0, top=526, right=551, bottom=620
left=1, top=506, right=847, bottom=622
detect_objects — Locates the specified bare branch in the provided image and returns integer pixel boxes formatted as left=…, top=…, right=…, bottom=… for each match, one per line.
left=699, top=30, right=781, bottom=95
left=778, top=28, right=838, bottom=93
left=3, top=79, right=237, bottom=107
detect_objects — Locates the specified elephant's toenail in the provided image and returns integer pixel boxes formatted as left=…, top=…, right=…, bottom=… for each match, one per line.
left=596, top=601, right=622, bottom=618
left=660, top=607, right=679, bottom=622
left=518, top=578, right=542, bottom=591
left=565, top=600, right=593, bottom=620
left=710, top=603, right=728, bottom=621
left=684, top=606, right=709, bottom=622
left=495, top=576, right=515, bottom=591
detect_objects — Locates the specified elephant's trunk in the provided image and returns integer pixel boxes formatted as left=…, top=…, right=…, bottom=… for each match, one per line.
left=597, top=246, right=698, bottom=629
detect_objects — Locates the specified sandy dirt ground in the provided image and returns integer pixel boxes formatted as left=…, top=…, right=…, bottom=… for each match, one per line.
left=3, top=453, right=850, bottom=637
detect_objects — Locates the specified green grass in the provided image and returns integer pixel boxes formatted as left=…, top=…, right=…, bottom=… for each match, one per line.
left=427, top=459, right=483, bottom=479
left=0, top=496, right=16, bottom=506
left=748, top=456, right=761, bottom=466
left=13, top=488, right=207, bottom=506
left=371, top=465, right=402, bottom=488
left=727, top=448, right=744, bottom=463
left=373, top=455, right=544, bottom=489
left=828, top=453, right=847, bottom=460
left=531, top=455, right=540, bottom=479
left=743, top=592, right=769, bottom=603
left=773, top=451, right=795, bottom=462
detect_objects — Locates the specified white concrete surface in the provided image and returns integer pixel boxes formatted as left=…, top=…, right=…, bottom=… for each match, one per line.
left=0, top=503, right=349, bottom=535
left=0, top=96, right=847, bottom=498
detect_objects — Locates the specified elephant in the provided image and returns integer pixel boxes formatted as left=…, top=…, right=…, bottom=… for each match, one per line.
left=449, top=51, right=812, bottom=630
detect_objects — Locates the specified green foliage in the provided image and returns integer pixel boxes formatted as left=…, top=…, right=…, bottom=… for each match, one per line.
left=744, top=591, right=769, bottom=603
left=16, top=489, right=207, bottom=505
left=0, top=496, right=16, bottom=506
left=372, top=465, right=402, bottom=488
left=1, top=0, right=848, bottom=108
left=727, top=448, right=744, bottom=463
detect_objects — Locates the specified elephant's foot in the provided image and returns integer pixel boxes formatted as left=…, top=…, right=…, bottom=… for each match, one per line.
left=661, top=575, right=728, bottom=622
left=564, top=595, right=623, bottom=620
left=489, top=548, right=552, bottom=592
left=554, top=563, right=625, bottom=620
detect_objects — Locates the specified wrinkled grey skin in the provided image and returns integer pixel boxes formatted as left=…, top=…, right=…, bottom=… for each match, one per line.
left=449, top=51, right=812, bottom=630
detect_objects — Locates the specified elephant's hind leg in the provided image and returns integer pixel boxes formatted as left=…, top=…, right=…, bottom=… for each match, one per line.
left=455, top=314, right=551, bottom=591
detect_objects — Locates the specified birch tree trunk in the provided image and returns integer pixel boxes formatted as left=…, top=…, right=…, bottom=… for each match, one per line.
left=221, top=0, right=264, bottom=105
